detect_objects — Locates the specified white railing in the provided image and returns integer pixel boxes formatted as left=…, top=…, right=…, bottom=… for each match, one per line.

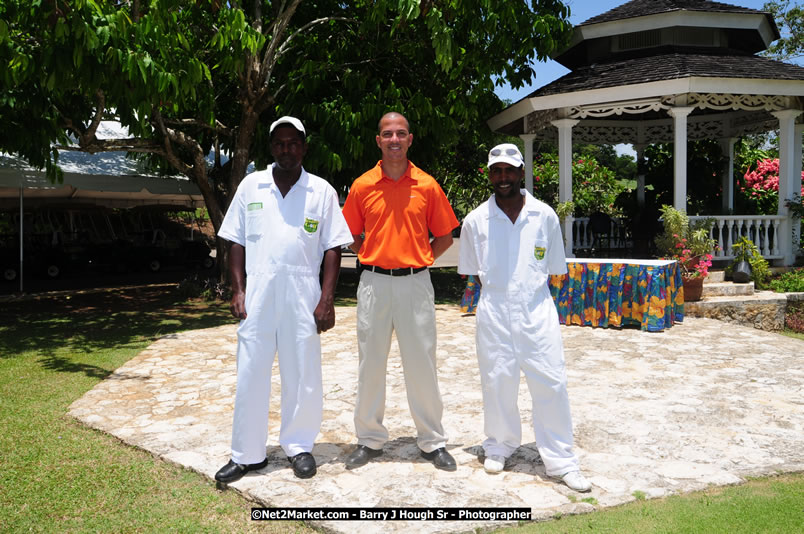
left=689, top=215, right=785, bottom=260
left=571, top=214, right=786, bottom=261
left=572, top=217, right=631, bottom=251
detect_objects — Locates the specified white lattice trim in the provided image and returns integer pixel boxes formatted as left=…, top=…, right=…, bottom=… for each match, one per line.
left=688, top=93, right=790, bottom=111
left=568, top=96, right=675, bottom=118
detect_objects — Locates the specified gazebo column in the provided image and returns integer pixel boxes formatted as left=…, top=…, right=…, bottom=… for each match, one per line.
left=519, top=134, right=537, bottom=195
left=551, top=118, right=579, bottom=257
left=720, top=137, right=737, bottom=214
left=772, top=109, right=802, bottom=266
left=794, top=123, right=803, bottom=255
left=668, top=106, right=695, bottom=213
left=635, top=143, right=646, bottom=208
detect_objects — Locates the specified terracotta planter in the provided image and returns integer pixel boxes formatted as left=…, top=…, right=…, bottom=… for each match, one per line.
left=682, top=276, right=704, bottom=302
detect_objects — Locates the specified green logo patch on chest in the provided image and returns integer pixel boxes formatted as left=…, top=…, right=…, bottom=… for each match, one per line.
left=247, top=202, right=263, bottom=211
left=303, top=217, right=319, bottom=233
left=534, top=246, right=546, bottom=260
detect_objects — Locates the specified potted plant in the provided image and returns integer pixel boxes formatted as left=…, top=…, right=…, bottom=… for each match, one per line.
left=727, top=236, right=772, bottom=289
left=655, top=205, right=717, bottom=302
left=730, top=236, right=754, bottom=283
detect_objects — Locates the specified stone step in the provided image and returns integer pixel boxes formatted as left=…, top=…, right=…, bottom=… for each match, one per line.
left=705, top=270, right=725, bottom=283
left=702, top=281, right=755, bottom=297
left=684, top=290, right=787, bottom=331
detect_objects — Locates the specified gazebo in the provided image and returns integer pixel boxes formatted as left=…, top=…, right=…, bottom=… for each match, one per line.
left=488, top=0, right=804, bottom=265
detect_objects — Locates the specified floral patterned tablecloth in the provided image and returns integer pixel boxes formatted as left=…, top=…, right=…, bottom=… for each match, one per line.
left=460, top=259, right=684, bottom=332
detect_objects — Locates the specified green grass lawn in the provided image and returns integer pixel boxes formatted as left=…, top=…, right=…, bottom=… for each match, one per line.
left=0, top=286, right=308, bottom=533
left=782, top=329, right=804, bottom=341
left=1, top=278, right=802, bottom=533
left=508, top=473, right=804, bottom=533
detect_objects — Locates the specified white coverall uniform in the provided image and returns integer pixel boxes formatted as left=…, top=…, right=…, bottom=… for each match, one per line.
left=218, top=165, right=352, bottom=464
left=458, top=190, right=580, bottom=477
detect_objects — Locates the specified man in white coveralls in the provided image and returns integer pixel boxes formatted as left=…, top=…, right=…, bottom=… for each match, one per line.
left=214, top=116, right=353, bottom=483
left=457, top=143, right=591, bottom=492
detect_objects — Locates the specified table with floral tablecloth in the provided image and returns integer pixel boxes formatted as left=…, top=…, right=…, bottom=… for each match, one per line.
left=460, top=259, right=684, bottom=332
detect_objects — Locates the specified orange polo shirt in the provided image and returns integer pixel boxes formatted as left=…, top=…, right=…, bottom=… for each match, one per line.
left=342, top=161, right=459, bottom=269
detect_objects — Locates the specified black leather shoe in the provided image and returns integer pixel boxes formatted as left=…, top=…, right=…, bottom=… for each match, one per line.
left=214, top=458, right=268, bottom=483
left=288, top=452, right=317, bottom=479
left=345, top=445, right=383, bottom=469
left=420, top=447, right=457, bottom=471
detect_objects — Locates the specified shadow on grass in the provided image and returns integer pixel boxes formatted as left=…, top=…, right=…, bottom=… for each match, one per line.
left=0, top=285, right=234, bottom=361
left=1, top=270, right=467, bottom=371
left=38, top=354, right=115, bottom=380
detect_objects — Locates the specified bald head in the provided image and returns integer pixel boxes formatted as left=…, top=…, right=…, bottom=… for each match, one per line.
left=378, top=112, right=410, bottom=133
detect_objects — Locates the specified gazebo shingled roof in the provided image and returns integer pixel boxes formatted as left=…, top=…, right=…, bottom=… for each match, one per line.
left=580, top=0, right=768, bottom=26
left=534, top=52, right=804, bottom=99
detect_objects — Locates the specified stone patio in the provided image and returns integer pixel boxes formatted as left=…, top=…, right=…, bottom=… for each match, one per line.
left=69, top=306, right=804, bottom=533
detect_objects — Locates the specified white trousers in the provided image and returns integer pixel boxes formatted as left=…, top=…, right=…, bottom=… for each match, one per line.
left=354, top=269, right=447, bottom=452
left=476, top=286, right=579, bottom=476
left=230, top=271, right=323, bottom=464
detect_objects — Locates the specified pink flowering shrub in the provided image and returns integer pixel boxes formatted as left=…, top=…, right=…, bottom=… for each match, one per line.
left=741, top=158, right=804, bottom=215
left=671, top=235, right=715, bottom=278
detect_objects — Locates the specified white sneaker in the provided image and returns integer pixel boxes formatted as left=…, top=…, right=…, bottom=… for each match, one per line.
left=561, top=470, right=592, bottom=492
left=483, top=455, right=505, bottom=473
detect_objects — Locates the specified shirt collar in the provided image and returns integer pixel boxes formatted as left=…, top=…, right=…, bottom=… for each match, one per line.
left=259, top=164, right=313, bottom=191
left=371, top=160, right=416, bottom=184
left=488, top=189, right=542, bottom=221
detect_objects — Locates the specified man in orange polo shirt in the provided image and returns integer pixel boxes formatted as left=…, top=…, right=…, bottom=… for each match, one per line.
left=341, top=112, right=459, bottom=471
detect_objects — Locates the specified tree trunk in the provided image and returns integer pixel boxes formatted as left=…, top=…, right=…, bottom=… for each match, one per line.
left=230, top=104, right=260, bottom=194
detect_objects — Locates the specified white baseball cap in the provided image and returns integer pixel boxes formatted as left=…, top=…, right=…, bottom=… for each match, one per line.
left=269, top=116, right=306, bottom=136
left=487, top=143, right=524, bottom=168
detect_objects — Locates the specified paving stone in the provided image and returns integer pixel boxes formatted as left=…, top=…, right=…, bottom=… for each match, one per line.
left=69, top=308, right=804, bottom=533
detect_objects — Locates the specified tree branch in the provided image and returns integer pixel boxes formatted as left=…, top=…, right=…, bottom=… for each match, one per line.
left=57, top=89, right=107, bottom=145
left=275, top=17, right=353, bottom=61
left=161, top=118, right=234, bottom=137
left=55, top=138, right=164, bottom=154
left=83, top=89, right=106, bottom=143
left=153, top=109, right=192, bottom=174
left=258, top=0, right=303, bottom=85
left=251, top=0, right=262, bottom=33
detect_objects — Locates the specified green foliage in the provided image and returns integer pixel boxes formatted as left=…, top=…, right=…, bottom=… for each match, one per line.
left=440, top=164, right=492, bottom=222
left=785, top=194, right=804, bottom=219
left=532, top=152, right=626, bottom=216
left=731, top=236, right=758, bottom=264
left=655, top=205, right=717, bottom=258
left=433, top=131, right=513, bottom=222
left=577, top=143, right=637, bottom=186
left=735, top=136, right=775, bottom=176
left=770, top=267, right=804, bottom=293
left=750, top=255, right=772, bottom=290
left=762, top=0, right=804, bottom=62
left=643, top=140, right=726, bottom=215
left=0, top=0, right=574, bottom=229
left=555, top=200, right=575, bottom=223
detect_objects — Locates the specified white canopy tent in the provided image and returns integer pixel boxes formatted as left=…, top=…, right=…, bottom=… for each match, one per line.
left=0, top=169, right=205, bottom=210
left=0, top=147, right=204, bottom=293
